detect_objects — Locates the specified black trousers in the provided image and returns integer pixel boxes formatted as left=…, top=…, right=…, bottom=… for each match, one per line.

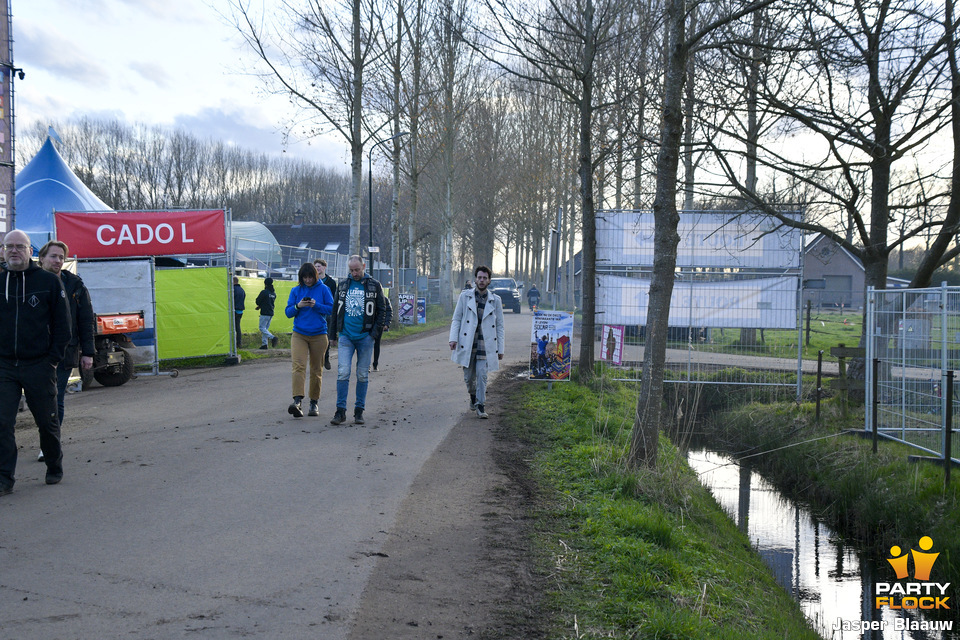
left=0, top=358, right=62, bottom=490
left=373, top=333, right=382, bottom=367
left=235, top=313, right=243, bottom=349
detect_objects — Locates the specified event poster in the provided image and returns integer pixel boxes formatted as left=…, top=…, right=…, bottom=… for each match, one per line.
left=600, top=324, right=624, bottom=365
left=398, top=293, right=415, bottom=325
left=417, top=297, right=426, bottom=324
left=530, top=310, right=573, bottom=381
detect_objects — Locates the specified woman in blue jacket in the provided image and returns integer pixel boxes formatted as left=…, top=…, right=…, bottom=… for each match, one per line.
left=285, top=262, right=334, bottom=417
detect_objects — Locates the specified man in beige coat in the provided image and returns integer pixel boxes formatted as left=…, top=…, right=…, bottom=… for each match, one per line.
left=448, top=265, right=505, bottom=418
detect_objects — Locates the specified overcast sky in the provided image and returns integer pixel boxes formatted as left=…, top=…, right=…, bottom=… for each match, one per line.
left=13, top=0, right=346, bottom=168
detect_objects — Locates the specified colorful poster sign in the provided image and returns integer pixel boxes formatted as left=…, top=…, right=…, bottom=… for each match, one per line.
left=600, top=324, right=624, bottom=365
left=54, top=209, right=227, bottom=258
left=530, top=310, right=573, bottom=381
left=417, top=297, right=426, bottom=324
left=398, top=293, right=415, bottom=325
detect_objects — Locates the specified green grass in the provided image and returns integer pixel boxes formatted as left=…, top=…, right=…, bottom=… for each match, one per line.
left=502, top=372, right=819, bottom=639
left=703, top=398, right=960, bottom=586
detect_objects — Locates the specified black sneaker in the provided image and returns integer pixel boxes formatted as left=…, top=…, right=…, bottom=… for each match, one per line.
left=476, top=404, right=488, bottom=419
left=371, top=363, right=379, bottom=372
left=288, top=400, right=304, bottom=418
left=0, top=484, right=12, bottom=496
left=45, top=470, right=63, bottom=485
left=308, top=400, right=319, bottom=417
left=470, top=394, right=477, bottom=410
left=271, top=336, right=279, bottom=347
left=259, top=344, right=268, bottom=350
left=331, top=408, right=347, bottom=425
left=354, top=408, right=365, bottom=425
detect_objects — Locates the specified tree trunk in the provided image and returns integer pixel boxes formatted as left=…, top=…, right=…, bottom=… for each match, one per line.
left=576, top=0, right=597, bottom=381
left=349, top=0, right=364, bottom=256
left=628, top=0, right=686, bottom=469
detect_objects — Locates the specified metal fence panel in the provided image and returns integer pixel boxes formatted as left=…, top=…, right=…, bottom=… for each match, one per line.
left=594, top=210, right=803, bottom=394
left=866, top=285, right=960, bottom=461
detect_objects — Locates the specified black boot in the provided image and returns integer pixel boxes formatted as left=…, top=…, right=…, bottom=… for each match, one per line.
left=288, top=396, right=304, bottom=418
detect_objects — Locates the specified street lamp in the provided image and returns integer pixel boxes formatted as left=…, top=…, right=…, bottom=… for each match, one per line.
left=367, top=131, right=409, bottom=263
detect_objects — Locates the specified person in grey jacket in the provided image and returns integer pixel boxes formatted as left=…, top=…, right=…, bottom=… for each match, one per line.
left=448, top=265, right=504, bottom=419
left=0, top=229, right=71, bottom=495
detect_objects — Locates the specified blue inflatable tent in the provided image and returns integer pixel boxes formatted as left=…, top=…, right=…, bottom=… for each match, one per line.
left=14, top=137, right=112, bottom=250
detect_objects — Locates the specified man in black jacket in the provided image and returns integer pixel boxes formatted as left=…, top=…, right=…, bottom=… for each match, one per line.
left=328, top=255, right=386, bottom=425
left=233, top=276, right=246, bottom=350
left=0, top=230, right=71, bottom=495
left=38, top=240, right=96, bottom=441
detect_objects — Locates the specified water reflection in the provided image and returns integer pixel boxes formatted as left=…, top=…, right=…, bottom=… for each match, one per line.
left=687, top=450, right=957, bottom=640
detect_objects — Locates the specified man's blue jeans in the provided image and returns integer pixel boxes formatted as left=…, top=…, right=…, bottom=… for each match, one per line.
left=336, top=334, right=374, bottom=410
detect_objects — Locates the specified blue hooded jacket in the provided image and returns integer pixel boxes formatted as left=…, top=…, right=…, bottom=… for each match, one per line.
left=285, top=281, right=334, bottom=335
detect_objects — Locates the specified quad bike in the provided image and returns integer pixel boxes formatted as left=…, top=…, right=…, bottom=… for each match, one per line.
left=81, top=311, right=144, bottom=388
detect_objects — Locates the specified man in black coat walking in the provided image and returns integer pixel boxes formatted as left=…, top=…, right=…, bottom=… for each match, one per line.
left=0, top=230, right=71, bottom=495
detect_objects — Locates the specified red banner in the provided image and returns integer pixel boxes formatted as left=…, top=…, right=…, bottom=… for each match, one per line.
left=54, top=210, right=227, bottom=258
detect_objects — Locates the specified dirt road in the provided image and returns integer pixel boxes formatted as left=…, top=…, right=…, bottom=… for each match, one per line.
left=1, top=311, right=538, bottom=639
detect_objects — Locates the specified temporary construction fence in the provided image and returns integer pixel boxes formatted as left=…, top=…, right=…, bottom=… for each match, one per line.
left=594, top=210, right=805, bottom=397
left=866, top=284, right=960, bottom=466
left=229, top=235, right=349, bottom=281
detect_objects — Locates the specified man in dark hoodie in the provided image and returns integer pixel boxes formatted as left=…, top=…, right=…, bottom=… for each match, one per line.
left=37, top=240, right=95, bottom=461
left=0, top=230, right=71, bottom=495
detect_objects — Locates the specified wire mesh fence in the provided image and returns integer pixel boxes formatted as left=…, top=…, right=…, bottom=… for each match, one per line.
left=866, top=284, right=960, bottom=462
left=594, top=210, right=804, bottom=396
left=227, top=236, right=349, bottom=280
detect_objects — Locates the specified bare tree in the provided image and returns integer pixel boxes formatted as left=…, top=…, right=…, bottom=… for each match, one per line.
left=474, top=0, right=644, bottom=378
left=629, top=0, right=776, bottom=468
left=704, top=0, right=953, bottom=292
left=227, top=0, right=385, bottom=253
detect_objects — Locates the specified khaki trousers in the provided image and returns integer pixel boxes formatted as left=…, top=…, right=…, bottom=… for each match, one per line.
left=291, top=332, right=329, bottom=400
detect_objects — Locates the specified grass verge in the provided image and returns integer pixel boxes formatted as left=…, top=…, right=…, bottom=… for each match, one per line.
left=501, top=371, right=819, bottom=639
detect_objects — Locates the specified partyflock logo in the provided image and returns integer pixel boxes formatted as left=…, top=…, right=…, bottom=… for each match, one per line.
left=834, top=536, right=953, bottom=633
left=876, top=536, right=950, bottom=611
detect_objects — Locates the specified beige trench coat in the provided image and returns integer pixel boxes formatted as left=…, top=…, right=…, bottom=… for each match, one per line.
left=448, top=288, right=505, bottom=371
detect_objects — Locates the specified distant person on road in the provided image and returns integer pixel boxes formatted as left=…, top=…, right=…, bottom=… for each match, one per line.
left=371, top=295, right=393, bottom=372
left=255, top=277, right=279, bottom=350
left=449, top=265, right=505, bottom=419
left=314, top=259, right=338, bottom=370
left=233, top=276, right=246, bottom=350
left=38, top=241, right=95, bottom=461
left=527, top=284, right=540, bottom=310
left=0, top=229, right=71, bottom=496
left=284, top=263, right=334, bottom=418
left=328, top=255, right=386, bottom=426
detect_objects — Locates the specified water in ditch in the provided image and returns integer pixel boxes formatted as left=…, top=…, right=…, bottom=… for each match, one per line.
left=687, top=449, right=958, bottom=639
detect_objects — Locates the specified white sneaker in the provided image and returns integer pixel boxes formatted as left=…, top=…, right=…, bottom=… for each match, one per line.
left=476, top=405, right=488, bottom=419
left=38, top=451, right=45, bottom=462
